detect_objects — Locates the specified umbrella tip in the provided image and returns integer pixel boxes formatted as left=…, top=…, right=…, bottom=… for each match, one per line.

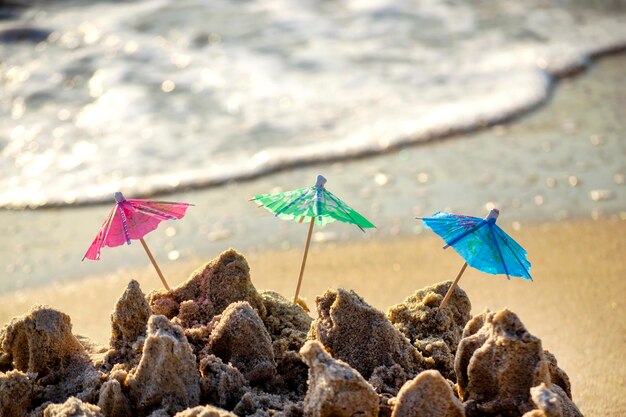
left=486, top=208, right=500, bottom=221
left=114, top=192, right=125, bottom=203
left=315, top=175, right=327, bottom=189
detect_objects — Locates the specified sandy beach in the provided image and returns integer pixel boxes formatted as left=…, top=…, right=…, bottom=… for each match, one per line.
left=1, top=216, right=624, bottom=416
left=1, top=2, right=625, bottom=415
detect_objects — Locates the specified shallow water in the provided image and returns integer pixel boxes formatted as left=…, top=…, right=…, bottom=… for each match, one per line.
left=1, top=0, right=626, bottom=207
left=0, top=54, right=624, bottom=294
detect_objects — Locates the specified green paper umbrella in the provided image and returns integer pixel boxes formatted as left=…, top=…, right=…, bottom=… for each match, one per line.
left=252, top=175, right=375, bottom=302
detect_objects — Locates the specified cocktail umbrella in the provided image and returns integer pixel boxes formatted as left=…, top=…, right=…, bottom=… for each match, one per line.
left=419, top=209, right=531, bottom=308
left=83, top=192, right=192, bottom=290
left=252, top=175, right=375, bottom=303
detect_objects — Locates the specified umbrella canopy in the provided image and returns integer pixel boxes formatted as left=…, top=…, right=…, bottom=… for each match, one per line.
left=83, top=192, right=192, bottom=291
left=252, top=175, right=375, bottom=231
left=421, top=209, right=531, bottom=280
left=83, top=192, right=191, bottom=261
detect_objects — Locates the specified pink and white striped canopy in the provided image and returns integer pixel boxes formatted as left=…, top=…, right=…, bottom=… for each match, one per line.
left=83, top=192, right=191, bottom=261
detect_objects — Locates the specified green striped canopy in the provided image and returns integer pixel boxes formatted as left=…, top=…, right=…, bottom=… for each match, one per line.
left=252, top=175, right=375, bottom=231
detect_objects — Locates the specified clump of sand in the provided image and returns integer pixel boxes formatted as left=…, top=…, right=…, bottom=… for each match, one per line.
left=43, top=397, right=104, bottom=417
left=308, top=288, right=429, bottom=391
left=0, top=306, right=89, bottom=378
left=260, top=290, right=312, bottom=399
left=390, top=370, right=464, bottom=417
left=456, top=309, right=581, bottom=417
left=104, top=279, right=151, bottom=369
left=97, top=379, right=132, bottom=417
left=148, top=249, right=265, bottom=325
left=198, top=354, right=248, bottom=410
left=204, top=301, right=275, bottom=384
left=126, top=315, right=201, bottom=416
left=387, top=281, right=471, bottom=380
left=174, top=405, right=237, bottom=417
left=0, top=248, right=583, bottom=417
left=0, top=305, right=103, bottom=413
left=0, top=370, right=33, bottom=417
left=300, top=340, right=378, bottom=417
left=522, top=383, right=582, bottom=417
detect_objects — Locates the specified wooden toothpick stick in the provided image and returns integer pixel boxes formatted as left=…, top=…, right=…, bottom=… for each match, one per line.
left=139, top=238, right=171, bottom=291
left=440, top=262, right=468, bottom=309
left=294, top=217, right=315, bottom=303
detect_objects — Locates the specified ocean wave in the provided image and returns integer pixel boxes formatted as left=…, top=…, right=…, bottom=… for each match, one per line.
left=1, top=0, right=625, bottom=208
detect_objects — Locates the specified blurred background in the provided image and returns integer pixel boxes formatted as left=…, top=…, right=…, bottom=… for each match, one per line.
left=0, top=0, right=625, bottom=293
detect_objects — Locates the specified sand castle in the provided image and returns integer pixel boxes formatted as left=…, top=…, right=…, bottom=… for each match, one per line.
left=0, top=249, right=582, bottom=417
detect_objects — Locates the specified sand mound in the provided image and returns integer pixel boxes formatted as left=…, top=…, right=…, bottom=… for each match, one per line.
left=105, top=280, right=151, bottom=369
left=173, top=405, right=236, bottom=417
left=148, top=249, right=265, bottom=326
left=98, top=379, right=133, bottom=417
left=260, top=290, right=311, bottom=398
left=198, top=354, right=248, bottom=410
left=127, top=315, right=201, bottom=416
left=522, top=383, right=583, bottom=417
left=300, top=340, right=378, bottom=417
left=390, top=370, right=464, bottom=417
left=309, top=288, right=429, bottom=390
left=542, top=351, right=572, bottom=400
left=0, top=305, right=87, bottom=378
left=260, top=291, right=312, bottom=338
left=204, top=301, right=275, bottom=384
left=387, top=281, right=471, bottom=380
left=0, top=250, right=584, bottom=417
left=456, top=309, right=581, bottom=417
left=0, top=370, right=33, bottom=417
left=0, top=305, right=103, bottom=408
left=43, top=397, right=104, bottom=417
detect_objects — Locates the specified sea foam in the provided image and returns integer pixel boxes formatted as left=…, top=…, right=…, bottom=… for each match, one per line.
left=1, top=0, right=625, bottom=207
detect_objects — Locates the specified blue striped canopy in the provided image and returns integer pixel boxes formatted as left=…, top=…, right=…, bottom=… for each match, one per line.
left=421, top=209, right=531, bottom=280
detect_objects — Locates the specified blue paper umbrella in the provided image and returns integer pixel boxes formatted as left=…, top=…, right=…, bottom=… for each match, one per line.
left=420, top=209, right=531, bottom=308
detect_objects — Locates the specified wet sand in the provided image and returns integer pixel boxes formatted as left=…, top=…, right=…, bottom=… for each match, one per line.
left=1, top=216, right=624, bottom=416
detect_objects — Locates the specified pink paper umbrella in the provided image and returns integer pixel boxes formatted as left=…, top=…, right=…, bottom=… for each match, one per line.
left=83, top=192, right=192, bottom=290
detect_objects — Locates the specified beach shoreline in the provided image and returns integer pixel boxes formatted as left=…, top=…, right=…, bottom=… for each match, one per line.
left=1, top=54, right=625, bottom=296
left=1, top=216, right=624, bottom=416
